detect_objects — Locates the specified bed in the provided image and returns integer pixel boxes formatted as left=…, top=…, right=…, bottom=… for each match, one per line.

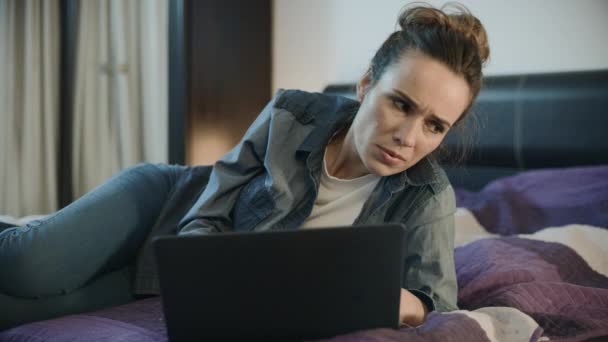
left=1, top=70, right=607, bottom=341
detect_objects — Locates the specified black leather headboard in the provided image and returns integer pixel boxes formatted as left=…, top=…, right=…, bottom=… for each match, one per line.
left=323, top=70, right=608, bottom=190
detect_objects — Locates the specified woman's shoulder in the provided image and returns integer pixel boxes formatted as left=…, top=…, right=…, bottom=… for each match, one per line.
left=402, top=157, right=451, bottom=193
left=271, top=88, right=359, bottom=125
left=388, top=159, right=456, bottom=227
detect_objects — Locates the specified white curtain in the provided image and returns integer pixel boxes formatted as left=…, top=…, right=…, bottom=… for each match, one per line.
left=0, top=0, right=60, bottom=217
left=72, top=0, right=168, bottom=198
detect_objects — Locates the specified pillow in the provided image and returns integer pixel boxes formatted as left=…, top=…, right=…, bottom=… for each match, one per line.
left=454, top=165, right=608, bottom=235
left=0, top=215, right=21, bottom=230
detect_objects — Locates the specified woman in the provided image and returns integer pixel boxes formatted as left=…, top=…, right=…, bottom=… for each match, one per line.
left=0, top=3, right=489, bottom=330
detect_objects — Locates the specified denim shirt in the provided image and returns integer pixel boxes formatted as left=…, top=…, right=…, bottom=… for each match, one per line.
left=178, top=89, right=458, bottom=312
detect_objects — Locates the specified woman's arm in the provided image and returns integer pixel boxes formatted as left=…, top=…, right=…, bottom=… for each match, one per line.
left=400, top=185, right=458, bottom=319
left=399, top=288, right=429, bottom=327
left=178, top=92, right=282, bottom=235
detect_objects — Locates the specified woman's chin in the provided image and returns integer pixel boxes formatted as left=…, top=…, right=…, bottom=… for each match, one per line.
left=367, top=159, right=407, bottom=177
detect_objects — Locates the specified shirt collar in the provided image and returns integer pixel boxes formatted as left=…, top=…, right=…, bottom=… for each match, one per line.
left=289, top=93, right=359, bottom=158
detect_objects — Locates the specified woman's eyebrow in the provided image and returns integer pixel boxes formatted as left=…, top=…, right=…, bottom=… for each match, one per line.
left=392, top=89, right=421, bottom=111
left=392, top=88, right=452, bottom=128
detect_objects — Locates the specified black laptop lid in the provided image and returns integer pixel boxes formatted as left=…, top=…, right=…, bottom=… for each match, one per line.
left=154, top=224, right=404, bottom=341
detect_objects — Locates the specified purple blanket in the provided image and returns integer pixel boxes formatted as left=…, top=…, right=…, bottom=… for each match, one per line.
left=0, top=297, right=530, bottom=342
left=456, top=236, right=608, bottom=341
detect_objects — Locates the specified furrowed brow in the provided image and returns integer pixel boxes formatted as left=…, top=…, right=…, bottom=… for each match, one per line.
left=393, top=88, right=452, bottom=128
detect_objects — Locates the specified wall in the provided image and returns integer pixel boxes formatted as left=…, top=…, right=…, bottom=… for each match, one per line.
left=186, top=0, right=272, bottom=166
left=273, top=0, right=608, bottom=92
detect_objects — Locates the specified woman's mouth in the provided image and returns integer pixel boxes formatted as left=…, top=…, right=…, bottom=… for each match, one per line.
left=377, top=145, right=405, bottom=166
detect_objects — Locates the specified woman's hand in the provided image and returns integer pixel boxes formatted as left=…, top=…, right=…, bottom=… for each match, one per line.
left=399, top=288, right=429, bottom=327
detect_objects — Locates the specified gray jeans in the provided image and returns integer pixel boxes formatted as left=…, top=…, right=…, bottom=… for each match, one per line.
left=0, top=163, right=212, bottom=330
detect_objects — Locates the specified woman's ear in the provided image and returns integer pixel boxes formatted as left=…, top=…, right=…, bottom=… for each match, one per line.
left=356, top=70, right=373, bottom=102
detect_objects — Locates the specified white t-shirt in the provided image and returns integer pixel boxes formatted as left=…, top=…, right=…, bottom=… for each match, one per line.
left=301, top=150, right=380, bottom=229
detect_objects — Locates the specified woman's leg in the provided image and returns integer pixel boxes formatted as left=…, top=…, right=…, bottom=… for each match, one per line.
left=0, top=267, right=133, bottom=331
left=0, top=163, right=175, bottom=300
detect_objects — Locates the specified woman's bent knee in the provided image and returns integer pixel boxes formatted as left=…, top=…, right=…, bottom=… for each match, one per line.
left=0, top=163, right=176, bottom=298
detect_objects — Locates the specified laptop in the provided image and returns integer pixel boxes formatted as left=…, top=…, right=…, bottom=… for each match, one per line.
left=153, top=224, right=405, bottom=341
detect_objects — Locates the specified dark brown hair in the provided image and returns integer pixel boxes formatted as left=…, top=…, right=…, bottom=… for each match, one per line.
left=365, top=2, right=489, bottom=163
left=368, top=2, right=489, bottom=123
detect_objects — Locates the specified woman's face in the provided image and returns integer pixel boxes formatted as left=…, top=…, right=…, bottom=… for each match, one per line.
left=351, top=50, right=470, bottom=177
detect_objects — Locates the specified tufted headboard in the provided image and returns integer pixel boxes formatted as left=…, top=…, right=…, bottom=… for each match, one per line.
left=323, top=70, right=608, bottom=190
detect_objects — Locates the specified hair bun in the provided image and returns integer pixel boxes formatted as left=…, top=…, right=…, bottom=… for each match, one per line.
left=398, top=3, right=489, bottom=64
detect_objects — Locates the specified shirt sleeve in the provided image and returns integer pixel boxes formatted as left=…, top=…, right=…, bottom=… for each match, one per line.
left=178, top=91, right=282, bottom=235
left=402, top=185, right=458, bottom=312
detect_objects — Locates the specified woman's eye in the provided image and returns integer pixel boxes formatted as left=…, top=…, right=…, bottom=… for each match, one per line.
left=391, top=97, right=410, bottom=112
left=428, top=121, right=445, bottom=134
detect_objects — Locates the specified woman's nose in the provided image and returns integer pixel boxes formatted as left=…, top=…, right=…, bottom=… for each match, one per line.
left=393, top=119, right=418, bottom=147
